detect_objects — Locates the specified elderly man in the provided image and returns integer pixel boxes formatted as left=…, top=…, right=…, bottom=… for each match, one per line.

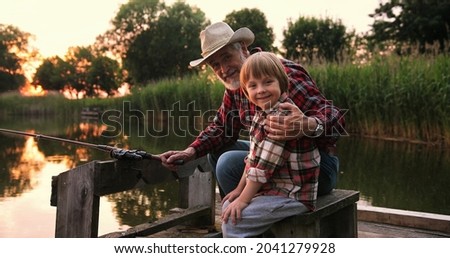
left=160, top=22, right=345, bottom=236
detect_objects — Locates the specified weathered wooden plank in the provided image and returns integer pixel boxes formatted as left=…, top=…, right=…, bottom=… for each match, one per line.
left=55, top=161, right=99, bottom=238
left=178, top=160, right=212, bottom=209
left=268, top=189, right=359, bottom=238
left=94, top=159, right=175, bottom=196
left=296, top=189, right=359, bottom=224
left=358, top=220, right=450, bottom=238
left=187, top=167, right=215, bottom=225
left=319, top=203, right=358, bottom=237
left=50, top=176, right=58, bottom=206
left=358, top=205, right=450, bottom=234
left=159, top=168, right=215, bottom=229
left=94, top=159, right=146, bottom=196
left=53, top=157, right=215, bottom=238
left=177, top=157, right=213, bottom=208
left=175, top=157, right=212, bottom=178
left=99, top=205, right=211, bottom=238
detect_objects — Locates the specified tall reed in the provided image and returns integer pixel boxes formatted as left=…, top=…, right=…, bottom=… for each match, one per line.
left=1, top=54, right=448, bottom=146
left=135, top=72, right=224, bottom=117
left=310, top=54, right=450, bottom=146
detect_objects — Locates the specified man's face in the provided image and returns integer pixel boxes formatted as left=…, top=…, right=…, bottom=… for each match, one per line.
left=207, top=44, right=247, bottom=91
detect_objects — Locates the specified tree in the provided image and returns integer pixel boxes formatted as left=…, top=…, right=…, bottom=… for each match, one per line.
left=282, top=16, right=349, bottom=64
left=33, top=47, right=122, bottom=97
left=224, top=8, right=275, bottom=52
left=94, top=0, right=162, bottom=61
left=64, top=46, right=94, bottom=94
left=368, top=0, right=450, bottom=54
left=33, top=56, right=69, bottom=91
left=87, top=56, right=122, bottom=96
left=124, top=1, right=208, bottom=84
left=0, top=24, right=36, bottom=92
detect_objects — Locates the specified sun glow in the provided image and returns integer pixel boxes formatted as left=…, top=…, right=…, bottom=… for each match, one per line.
left=19, top=84, right=47, bottom=96
left=7, top=135, right=74, bottom=199
left=19, top=83, right=131, bottom=99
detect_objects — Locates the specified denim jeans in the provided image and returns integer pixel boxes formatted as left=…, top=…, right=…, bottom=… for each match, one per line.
left=207, top=140, right=339, bottom=198
left=221, top=195, right=309, bottom=237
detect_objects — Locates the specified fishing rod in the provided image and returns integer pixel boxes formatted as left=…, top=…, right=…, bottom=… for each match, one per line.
left=0, top=128, right=183, bottom=165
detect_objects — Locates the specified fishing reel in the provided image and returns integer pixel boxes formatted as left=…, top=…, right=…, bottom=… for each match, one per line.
left=109, top=148, right=184, bottom=165
left=109, top=149, right=151, bottom=160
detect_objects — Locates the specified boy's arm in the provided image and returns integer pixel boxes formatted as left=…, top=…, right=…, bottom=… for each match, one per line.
left=237, top=180, right=263, bottom=204
left=222, top=180, right=263, bottom=225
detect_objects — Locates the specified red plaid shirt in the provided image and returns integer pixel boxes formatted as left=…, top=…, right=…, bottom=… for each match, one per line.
left=189, top=58, right=345, bottom=158
left=245, top=94, right=320, bottom=210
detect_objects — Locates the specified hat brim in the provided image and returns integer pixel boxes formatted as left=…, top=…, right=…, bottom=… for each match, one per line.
left=189, top=27, right=254, bottom=67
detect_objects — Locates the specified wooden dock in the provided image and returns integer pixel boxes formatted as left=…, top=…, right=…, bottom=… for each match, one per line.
left=147, top=191, right=450, bottom=238
left=80, top=107, right=102, bottom=120
left=357, top=205, right=450, bottom=238
left=50, top=156, right=450, bottom=238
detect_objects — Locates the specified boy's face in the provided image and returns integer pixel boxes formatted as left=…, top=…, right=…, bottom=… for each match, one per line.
left=244, top=74, right=281, bottom=110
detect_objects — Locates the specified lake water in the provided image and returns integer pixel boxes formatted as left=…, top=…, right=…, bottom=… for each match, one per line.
left=1, top=114, right=449, bottom=237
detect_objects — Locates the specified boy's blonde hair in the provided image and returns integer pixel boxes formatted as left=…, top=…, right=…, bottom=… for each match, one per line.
left=240, top=52, right=289, bottom=97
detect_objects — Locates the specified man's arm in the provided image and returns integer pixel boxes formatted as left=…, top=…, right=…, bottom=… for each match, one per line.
left=266, top=59, right=345, bottom=142
left=160, top=90, right=244, bottom=171
left=189, top=89, right=243, bottom=157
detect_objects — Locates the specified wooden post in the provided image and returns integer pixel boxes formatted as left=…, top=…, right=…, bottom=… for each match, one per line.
left=53, top=159, right=156, bottom=237
left=52, top=157, right=216, bottom=238
left=54, top=161, right=99, bottom=238
left=187, top=167, right=215, bottom=226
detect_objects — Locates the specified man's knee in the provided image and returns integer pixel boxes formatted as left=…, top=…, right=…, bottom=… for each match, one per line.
left=207, top=153, right=218, bottom=172
left=216, top=151, right=246, bottom=178
left=207, top=141, right=249, bottom=171
left=318, top=152, right=339, bottom=196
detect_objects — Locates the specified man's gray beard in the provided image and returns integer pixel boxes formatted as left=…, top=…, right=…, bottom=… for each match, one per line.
left=222, top=79, right=240, bottom=91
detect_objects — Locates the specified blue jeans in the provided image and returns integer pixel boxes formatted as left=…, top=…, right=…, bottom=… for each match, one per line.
left=222, top=195, right=309, bottom=237
left=207, top=140, right=339, bottom=198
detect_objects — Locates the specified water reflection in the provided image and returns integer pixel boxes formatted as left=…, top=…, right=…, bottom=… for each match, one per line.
left=1, top=115, right=450, bottom=237
left=337, top=136, right=450, bottom=215
left=106, top=181, right=179, bottom=227
left=0, top=134, right=73, bottom=237
left=4, top=137, right=46, bottom=197
left=0, top=120, right=180, bottom=237
left=0, top=160, right=66, bottom=237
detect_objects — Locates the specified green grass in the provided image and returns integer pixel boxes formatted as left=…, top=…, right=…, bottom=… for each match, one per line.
left=1, top=54, right=449, bottom=146
left=310, top=54, right=450, bottom=145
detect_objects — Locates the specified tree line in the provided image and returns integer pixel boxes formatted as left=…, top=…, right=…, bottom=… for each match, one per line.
left=1, top=0, right=449, bottom=97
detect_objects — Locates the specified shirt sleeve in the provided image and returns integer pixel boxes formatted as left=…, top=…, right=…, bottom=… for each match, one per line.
left=245, top=138, right=287, bottom=184
left=189, top=89, right=243, bottom=157
left=282, top=59, right=346, bottom=146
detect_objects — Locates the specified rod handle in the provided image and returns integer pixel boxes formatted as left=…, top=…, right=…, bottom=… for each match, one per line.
left=136, top=150, right=184, bottom=165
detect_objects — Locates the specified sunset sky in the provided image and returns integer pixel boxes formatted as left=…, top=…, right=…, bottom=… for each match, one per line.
left=1, top=0, right=381, bottom=58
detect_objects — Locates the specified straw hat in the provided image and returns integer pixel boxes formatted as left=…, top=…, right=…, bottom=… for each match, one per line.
left=189, top=22, right=254, bottom=67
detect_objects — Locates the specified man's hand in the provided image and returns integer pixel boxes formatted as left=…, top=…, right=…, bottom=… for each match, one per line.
left=159, top=147, right=196, bottom=171
left=265, top=102, right=317, bottom=141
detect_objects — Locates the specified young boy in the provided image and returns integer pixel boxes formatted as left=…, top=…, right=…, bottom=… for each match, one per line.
left=221, top=52, right=321, bottom=237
